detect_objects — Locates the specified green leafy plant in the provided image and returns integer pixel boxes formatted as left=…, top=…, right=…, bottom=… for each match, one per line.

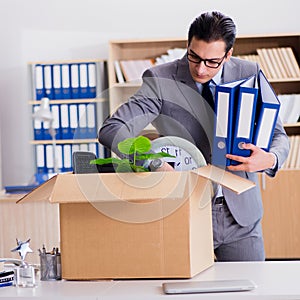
left=90, top=136, right=175, bottom=172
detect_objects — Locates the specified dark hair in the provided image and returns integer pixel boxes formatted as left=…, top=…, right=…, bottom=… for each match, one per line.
left=188, top=11, right=236, bottom=53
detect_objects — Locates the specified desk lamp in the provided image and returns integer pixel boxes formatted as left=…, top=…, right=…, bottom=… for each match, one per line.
left=32, top=97, right=58, bottom=174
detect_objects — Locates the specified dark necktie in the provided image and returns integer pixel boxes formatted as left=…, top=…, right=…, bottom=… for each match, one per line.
left=202, top=81, right=214, bottom=111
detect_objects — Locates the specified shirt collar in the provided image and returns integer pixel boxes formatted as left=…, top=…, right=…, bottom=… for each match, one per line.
left=212, top=66, right=223, bottom=85
left=195, top=66, right=223, bottom=92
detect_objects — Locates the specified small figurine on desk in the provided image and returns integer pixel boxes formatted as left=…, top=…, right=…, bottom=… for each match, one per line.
left=11, top=238, right=33, bottom=261
left=10, top=238, right=36, bottom=288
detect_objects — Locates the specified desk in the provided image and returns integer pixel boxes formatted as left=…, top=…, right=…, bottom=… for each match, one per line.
left=1, top=261, right=300, bottom=299
left=0, top=194, right=60, bottom=264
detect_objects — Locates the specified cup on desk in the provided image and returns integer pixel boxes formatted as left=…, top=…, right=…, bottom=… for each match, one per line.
left=40, top=251, right=61, bottom=281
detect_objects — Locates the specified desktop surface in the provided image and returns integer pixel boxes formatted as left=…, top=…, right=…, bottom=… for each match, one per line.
left=0, top=261, right=300, bottom=299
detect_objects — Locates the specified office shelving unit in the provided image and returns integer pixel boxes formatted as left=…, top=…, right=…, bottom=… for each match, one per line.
left=28, top=59, right=109, bottom=181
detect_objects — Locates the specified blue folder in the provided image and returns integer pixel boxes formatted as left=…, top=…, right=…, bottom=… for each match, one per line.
left=53, top=64, right=63, bottom=100
left=231, top=75, right=258, bottom=163
left=70, top=64, right=80, bottom=99
left=61, top=64, right=72, bottom=99
left=87, top=62, right=97, bottom=98
left=79, top=63, right=89, bottom=98
left=35, top=64, right=44, bottom=100
left=60, top=104, right=72, bottom=139
left=212, top=78, right=246, bottom=167
left=253, top=70, right=280, bottom=151
left=43, top=64, right=54, bottom=100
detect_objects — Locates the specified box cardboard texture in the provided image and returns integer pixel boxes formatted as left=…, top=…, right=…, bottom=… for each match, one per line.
left=19, top=165, right=255, bottom=280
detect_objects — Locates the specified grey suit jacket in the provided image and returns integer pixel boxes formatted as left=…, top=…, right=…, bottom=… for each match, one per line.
left=99, top=54, right=289, bottom=226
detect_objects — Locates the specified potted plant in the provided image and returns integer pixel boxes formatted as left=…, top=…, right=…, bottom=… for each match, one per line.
left=90, top=136, right=174, bottom=172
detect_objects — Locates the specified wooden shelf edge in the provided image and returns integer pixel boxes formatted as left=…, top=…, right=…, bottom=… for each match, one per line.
left=28, top=59, right=106, bottom=65
left=269, top=78, right=300, bottom=83
left=30, top=139, right=98, bottom=145
left=109, top=37, right=186, bottom=44
left=284, top=122, right=300, bottom=127
left=109, top=33, right=300, bottom=45
left=111, top=82, right=142, bottom=88
left=29, top=98, right=108, bottom=105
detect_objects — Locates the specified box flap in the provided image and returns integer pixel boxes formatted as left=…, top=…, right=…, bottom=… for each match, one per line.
left=17, top=175, right=57, bottom=203
left=36, top=171, right=189, bottom=204
left=192, top=165, right=255, bottom=194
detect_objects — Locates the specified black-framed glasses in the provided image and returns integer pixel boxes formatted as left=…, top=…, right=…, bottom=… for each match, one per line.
left=187, top=49, right=227, bottom=69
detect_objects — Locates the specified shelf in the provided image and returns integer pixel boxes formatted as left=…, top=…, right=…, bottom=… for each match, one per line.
left=284, top=122, right=300, bottom=127
left=271, top=80, right=300, bottom=94
left=112, top=82, right=142, bottom=88
left=233, top=33, right=300, bottom=56
left=284, top=123, right=300, bottom=135
left=30, top=139, right=98, bottom=145
left=269, top=78, right=300, bottom=83
left=108, top=34, right=300, bottom=111
left=29, top=98, right=107, bottom=105
left=28, top=58, right=106, bottom=65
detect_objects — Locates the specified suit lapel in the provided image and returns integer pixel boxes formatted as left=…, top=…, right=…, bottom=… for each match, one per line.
left=172, top=54, right=198, bottom=93
left=222, top=58, right=243, bottom=83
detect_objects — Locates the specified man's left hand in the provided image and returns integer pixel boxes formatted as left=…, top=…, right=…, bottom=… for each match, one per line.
left=226, top=143, right=275, bottom=172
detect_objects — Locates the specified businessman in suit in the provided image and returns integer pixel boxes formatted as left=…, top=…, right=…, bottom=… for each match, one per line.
left=98, top=11, right=289, bottom=261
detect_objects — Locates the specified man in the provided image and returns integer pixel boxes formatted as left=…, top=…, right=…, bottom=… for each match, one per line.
left=98, top=11, right=289, bottom=261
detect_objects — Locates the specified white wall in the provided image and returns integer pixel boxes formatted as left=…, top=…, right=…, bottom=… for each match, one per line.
left=0, top=0, right=299, bottom=186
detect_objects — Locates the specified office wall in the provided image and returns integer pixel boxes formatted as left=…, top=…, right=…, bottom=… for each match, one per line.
left=0, top=0, right=299, bottom=186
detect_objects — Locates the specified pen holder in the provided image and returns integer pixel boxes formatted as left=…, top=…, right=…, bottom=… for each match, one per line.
left=40, top=252, right=61, bottom=281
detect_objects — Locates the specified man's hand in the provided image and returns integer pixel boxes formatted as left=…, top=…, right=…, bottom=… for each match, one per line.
left=226, top=143, right=275, bottom=172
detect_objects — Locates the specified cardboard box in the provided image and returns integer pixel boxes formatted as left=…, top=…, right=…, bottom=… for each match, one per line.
left=19, top=165, right=255, bottom=280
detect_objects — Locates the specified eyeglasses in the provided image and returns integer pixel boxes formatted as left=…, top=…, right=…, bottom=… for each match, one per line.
left=187, top=49, right=227, bottom=69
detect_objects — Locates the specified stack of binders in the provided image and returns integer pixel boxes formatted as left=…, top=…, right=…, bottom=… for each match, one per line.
left=32, top=61, right=105, bottom=181
left=34, top=62, right=97, bottom=100
left=212, top=70, right=280, bottom=166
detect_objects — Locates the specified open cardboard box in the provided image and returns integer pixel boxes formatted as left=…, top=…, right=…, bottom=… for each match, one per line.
left=18, top=165, right=255, bottom=280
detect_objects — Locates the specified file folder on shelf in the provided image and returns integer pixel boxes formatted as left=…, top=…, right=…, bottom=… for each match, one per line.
left=70, top=63, right=80, bottom=99
left=35, top=64, right=44, bottom=100
left=45, top=144, right=55, bottom=174
left=79, top=143, right=89, bottom=152
left=55, top=144, right=63, bottom=173
left=62, top=144, right=72, bottom=172
left=69, top=104, right=79, bottom=139
left=88, top=142, right=99, bottom=157
left=79, top=63, right=88, bottom=98
left=53, top=64, right=63, bottom=100
left=71, top=144, right=80, bottom=154
left=51, top=104, right=61, bottom=140
left=253, top=70, right=280, bottom=151
left=43, top=120, right=52, bottom=140
left=43, top=65, right=54, bottom=100
left=231, top=75, right=258, bottom=161
left=78, top=104, right=88, bottom=138
left=33, top=105, right=43, bottom=140
left=87, top=62, right=97, bottom=98
left=61, top=64, right=72, bottom=99
left=36, top=144, right=47, bottom=174
left=60, top=104, right=72, bottom=139
left=86, top=103, right=97, bottom=139
left=212, top=78, right=246, bottom=166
